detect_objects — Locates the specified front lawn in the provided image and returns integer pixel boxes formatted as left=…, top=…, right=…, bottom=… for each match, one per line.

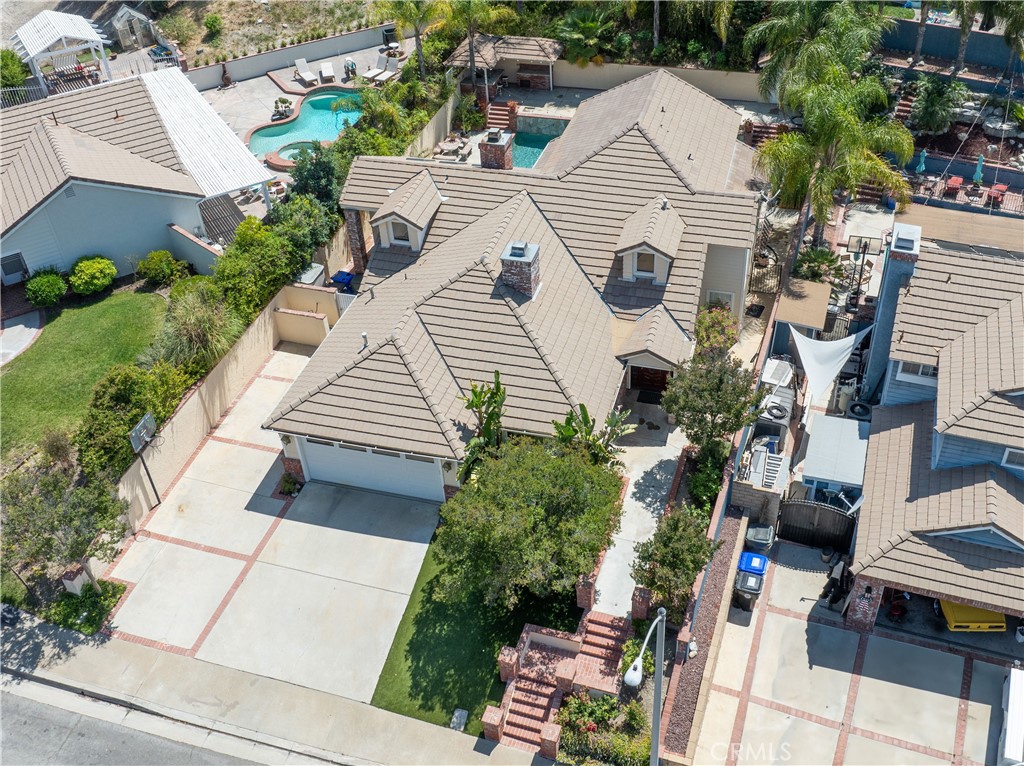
left=372, top=544, right=582, bottom=736
left=0, top=292, right=166, bottom=458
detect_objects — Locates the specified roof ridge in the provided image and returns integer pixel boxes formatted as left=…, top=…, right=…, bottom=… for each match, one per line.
left=390, top=331, right=464, bottom=456
left=480, top=257, right=579, bottom=410
left=555, top=121, right=643, bottom=180
left=936, top=390, right=993, bottom=433
left=40, top=122, right=73, bottom=177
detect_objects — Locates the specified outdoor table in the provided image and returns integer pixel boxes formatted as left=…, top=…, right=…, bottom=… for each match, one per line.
left=438, top=139, right=461, bottom=154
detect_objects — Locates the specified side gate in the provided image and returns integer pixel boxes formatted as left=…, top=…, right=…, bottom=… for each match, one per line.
left=777, top=500, right=856, bottom=553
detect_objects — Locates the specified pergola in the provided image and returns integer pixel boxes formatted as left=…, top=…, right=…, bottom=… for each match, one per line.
left=445, top=34, right=563, bottom=104
left=11, top=10, right=112, bottom=92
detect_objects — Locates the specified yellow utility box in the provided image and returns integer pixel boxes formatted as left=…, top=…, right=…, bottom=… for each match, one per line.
left=939, top=600, right=1006, bottom=632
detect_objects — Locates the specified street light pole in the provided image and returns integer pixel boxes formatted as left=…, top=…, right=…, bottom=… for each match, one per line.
left=624, top=606, right=667, bottom=766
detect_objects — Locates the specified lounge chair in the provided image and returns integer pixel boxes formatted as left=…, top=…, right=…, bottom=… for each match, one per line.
left=320, top=61, right=335, bottom=82
left=372, top=57, right=400, bottom=84
left=294, top=58, right=318, bottom=87
left=363, top=54, right=388, bottom=81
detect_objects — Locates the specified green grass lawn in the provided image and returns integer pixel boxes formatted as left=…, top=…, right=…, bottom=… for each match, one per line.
left=373, top=545, right=582, bottom=736
left=1, top=292, right=165, bottom=458
left=884, top=5, right=916, bottom=18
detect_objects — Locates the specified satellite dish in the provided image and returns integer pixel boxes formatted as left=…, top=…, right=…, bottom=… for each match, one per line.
left=130, top=411, right=157, bottom=454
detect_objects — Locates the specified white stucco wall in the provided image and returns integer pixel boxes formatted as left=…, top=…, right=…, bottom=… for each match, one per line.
left=1, top=182, right=203, bottom=277
left=700, top=243, right=749, bottom=323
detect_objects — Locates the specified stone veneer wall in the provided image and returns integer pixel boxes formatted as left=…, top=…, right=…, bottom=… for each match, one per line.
left=514, top=114, right=570, bottom=137
left=344, top=209, right=373, bottom=273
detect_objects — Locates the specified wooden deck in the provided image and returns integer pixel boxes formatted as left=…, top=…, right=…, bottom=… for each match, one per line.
left=912, top=176, right=1024, bottom=217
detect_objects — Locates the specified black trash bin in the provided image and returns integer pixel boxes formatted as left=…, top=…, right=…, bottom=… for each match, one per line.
left=745, top=523, right=776, bottom=553
left=382, top=26, right=398, bottom=46
left=733, top=571, right=764, bottom=612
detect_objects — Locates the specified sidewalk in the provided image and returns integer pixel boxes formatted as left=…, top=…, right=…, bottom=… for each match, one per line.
left=2, top=612, right=539, bottom=766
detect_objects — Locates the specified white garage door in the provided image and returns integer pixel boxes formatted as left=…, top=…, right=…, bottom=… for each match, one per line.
left=301, top=440, right=445, bottom=502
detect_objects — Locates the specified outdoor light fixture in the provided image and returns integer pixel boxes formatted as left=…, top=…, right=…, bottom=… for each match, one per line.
left=624, top=606, right=666, bottom=766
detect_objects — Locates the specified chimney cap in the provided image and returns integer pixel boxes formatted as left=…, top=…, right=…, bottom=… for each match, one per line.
left=500, top=241, right=539, bottom=263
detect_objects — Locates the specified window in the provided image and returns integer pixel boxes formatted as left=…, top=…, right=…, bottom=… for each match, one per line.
left=1002, top=448, right=1024, bottom=470
left=707, top=290, right=734, bottom=311
left=390, top=220, right=410, bottom=245
left=896, top=360, right=938, bottom=386
left=635, top=250, right=655, bottom=276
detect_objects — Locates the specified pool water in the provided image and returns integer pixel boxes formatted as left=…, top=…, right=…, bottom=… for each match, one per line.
left=248, top=90, right=362, bottom=157
left=512, top=132, right=556, bottom=168
left=279, top=141, right=315, bottom=161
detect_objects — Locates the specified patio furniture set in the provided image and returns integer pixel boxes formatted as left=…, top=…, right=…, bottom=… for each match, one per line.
left=433, top=133, right=474, bottom=162
left=294, top=58, right=336, bottom=87
left=919, top=175, right=1012, bottom=208
left=362, top=54, right=400, bottom=85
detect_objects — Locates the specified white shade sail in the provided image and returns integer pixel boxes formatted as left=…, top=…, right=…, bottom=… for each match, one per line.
left=791, top=325, right=873, bottom=423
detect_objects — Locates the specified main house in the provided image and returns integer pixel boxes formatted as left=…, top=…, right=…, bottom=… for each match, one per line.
left=846, top=221, right=1024, bottom=625
left=0, top=67, right=272, bottom=284
left=265, top=70, right=760, bottom=501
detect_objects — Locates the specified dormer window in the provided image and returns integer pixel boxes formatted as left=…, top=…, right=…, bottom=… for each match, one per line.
left=615, top=195, right=685, bottom=287
left=389, top=220, right=411, bottom=246
left=622, top=247, right=669, bottom=284
left=1002, top=448, right=1024, bottom=470
left=368, top=170, right=442, bottom=255
left=373, top=216, right=422, bottom=251
left=635, top=250, right=656, bottom=277
left=895, top=360, right=938, bottom=386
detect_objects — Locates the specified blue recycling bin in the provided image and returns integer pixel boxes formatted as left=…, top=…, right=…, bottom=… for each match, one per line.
left=738, top=551, right=769, bottom=577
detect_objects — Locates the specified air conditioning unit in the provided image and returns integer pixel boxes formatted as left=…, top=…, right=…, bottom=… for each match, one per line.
left=848, top=401, right=872, bottom=421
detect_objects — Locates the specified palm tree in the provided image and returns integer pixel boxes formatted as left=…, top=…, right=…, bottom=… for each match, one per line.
left=951, top=0, right=980, bottom=75
left=370, top=0, right=451, bottom=83
left=449, top=0, right=514, bottom=89
left=556, top=5, right=615, bottom=67
left=913, top=1, right=930, bottom=64
left=653, top=0, right=660, bottom=49
left=345, top=87, right=408, bottom=137
left=744, top=0, right=891, bottom=106
left=755, top=65, right=914, bottom=246
left=994, top=0, right=1024, bottom=60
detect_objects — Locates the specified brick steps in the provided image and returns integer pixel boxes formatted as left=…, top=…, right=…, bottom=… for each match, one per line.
left=486, top=102, right=511, bottom=130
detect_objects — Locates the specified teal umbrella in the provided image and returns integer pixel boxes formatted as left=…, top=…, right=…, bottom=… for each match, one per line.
left=915, top=149, right=928, bottom=175
left=973, top=153, right=984, bottom=184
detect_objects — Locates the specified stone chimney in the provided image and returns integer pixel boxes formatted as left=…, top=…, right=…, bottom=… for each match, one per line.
left=500, top=240, right=540, bottom=297
left=344, top=209, right=374, bottom=273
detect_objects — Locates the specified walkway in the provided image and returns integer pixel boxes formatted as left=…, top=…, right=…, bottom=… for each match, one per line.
left=592, top=393, right=688, bottom=617
left=0, top=310, right=42, bottom=367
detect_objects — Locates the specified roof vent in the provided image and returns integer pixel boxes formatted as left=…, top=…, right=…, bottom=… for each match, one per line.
left=63, top=186, right=76, bottom=198
left=500, top=240, right=541, bottom=297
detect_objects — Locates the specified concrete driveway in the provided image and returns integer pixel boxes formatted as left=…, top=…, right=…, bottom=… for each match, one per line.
left=695, top=541, right=1012, bottom=766
left=107, top=344, right=439, bottom=703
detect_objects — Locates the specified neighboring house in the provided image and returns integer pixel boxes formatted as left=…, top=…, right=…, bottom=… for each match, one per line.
left=0, top=68, right=272, bottom=284
left=846, top=222, right=1024, bottom=627
left=265, top=70, right=760, bottom=501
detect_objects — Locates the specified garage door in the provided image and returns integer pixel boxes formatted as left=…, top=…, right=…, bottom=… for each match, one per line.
left=301, top=440, right=445, bottom=502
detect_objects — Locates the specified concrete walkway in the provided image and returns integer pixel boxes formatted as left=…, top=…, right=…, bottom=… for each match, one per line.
left=0, top=310, right=42, bottom=367
left=593, top=394, right=688, bottom=617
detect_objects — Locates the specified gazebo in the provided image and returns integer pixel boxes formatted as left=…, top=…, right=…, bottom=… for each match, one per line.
left=445, top=34, right=563, bottom=105
left=10, top=10, right=113, bottom=93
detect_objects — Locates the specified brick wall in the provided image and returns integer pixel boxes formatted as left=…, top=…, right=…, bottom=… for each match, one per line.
left=500, top=254, right=540, bottom=296
left=479, top=137, right=513, bottom=170
left=515, top=72, right=551, bottom=89
left=844, top=576, right=883, bottom=631
left=344, top=209, right=373, bottom=273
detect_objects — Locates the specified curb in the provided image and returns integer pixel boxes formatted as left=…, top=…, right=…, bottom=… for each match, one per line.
left=2, top=664, right=379, bottom=766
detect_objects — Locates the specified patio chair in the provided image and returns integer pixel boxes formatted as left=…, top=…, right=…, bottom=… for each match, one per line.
left=363, top=54, right=388, bottom=81
left=294, top=58, right=318, bottom=87
left=320, top=61, right=336, bottom=83
left=372, top=57, right=400, bottom=84
left=944, top=176, right=963, bottom=195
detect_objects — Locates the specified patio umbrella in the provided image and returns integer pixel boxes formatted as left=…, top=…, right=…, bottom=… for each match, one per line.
left=973, top=153, right=984, bottom=184
left=915, top=149, right=927, bottom=175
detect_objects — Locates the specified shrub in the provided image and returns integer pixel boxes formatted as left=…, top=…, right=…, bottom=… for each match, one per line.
left=25, top=269, right=67, bottom=307
left=137, top=249, right=187, bottom=287
left=169, top=275, right=221, bottom=305
left=40, top=580, right=125, bottom=636
left=561, top=728, right=651, bottom=766
left=557, top=691, right=620, bottom=734
left=203, top=13, right=224, bottom=38
left=792, top=247, right=843, bottom=283
left=909, top=75, right=969, bottom=134
left=214, top=217, right=303, bottom=323
left=151, top=290, right=244, bottom=377
left=619, top=636, right=656, bottom=679
left=687, top=458, right=724, bottom=509
left=69, top=256, right=117, bottom=295
left=157, top=13, right=198, bottom=46
left=621, top=700, right=648, bottom=736
left=1, top=48, right=29, bottom=88
left=38, top=427, right=76, bottom=470
left=694, top=305, right=738, bottom=357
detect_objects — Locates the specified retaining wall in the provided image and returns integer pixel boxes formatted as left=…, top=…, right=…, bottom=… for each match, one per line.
left=406, top=90, right=458, bottom=157
left=882, top=18, right=1021, bottom=71
left=514, top=114, right=570, bottom=136
left=185, top=25, right=390, bottom=91
left=551, top=61, right=767, bottom=103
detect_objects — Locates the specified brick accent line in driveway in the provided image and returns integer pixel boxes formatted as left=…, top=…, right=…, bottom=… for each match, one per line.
left=208, top=434, right=283, bottom=454
left=831, top=631, right=869, bottom=765
left=952, top=657, right=974, bottom=765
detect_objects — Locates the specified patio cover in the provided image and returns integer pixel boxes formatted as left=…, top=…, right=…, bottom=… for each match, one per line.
left=774, top=278, right=833, bottom=331
left=803, top=414, right=869, bottom=487
left=11, top=10, right=108, bottom=59
left=445, top=35, right=563, bottom=68
left=791, top=325, right=873, bottom=421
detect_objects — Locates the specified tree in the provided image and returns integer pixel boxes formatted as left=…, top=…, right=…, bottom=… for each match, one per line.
left=267, top=192, right=339, bottom=257
left=951, top=0, right=980, bottom=74
left=214, top=217, right=302, bottom=322
left=448, top=0, right=515, bottom=88
left=909, top=75, right=969, bottom=134
left=661, top=352, right=764, bottom=452
left=352, top=85, right=409, bottom=138
left=754, top=65, right=914, bottom=245
left=913, top=1, right=931, bottom=64
left=458, top=370, right=506, bottom=481
left=371, top=0, right=451, bottom=82
left=291, top=142, right=342, bottom=209
left=631, top=505, right=720, bottom=624
left=2, top=470, right=129, bottom=593
left=552, top=404, right=636, bottom=467
left=694, top=305, right=739, bottom=357
left=435, top=438, right=622, bottom=610
left=1, top=48, right=29, bottom=88
left=995, top=0, right=1024, bottom=60
left=743, top=0, right=891, bottom=106
left=555, top=5, right=616, bottom=67
left=792, top=247, right=844, bottom=283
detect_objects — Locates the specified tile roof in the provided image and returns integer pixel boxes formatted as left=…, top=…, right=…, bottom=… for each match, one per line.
left=615, top=195, right=686, bottom=259
left=852, top=402, right=1024, bottom=615
left=614, top=305, right=691, bottom=367
left=1, top=123, right=202, bottom=234
left=267, top=192, right=624, bottom=453
left=936, top=294, right=1024, bottom=449
left=445, top=35, right=563, bottom=68
left=533, top=69, right=749, bottom=192
left=370, top=170, right=443, bottom=230
left=773, top=278, right=833, bottom=331
left=889, top=244, right=1024, bottom=366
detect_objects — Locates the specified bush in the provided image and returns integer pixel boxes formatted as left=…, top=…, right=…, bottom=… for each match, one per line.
left=149, top=290, right=244, bottom=377
left=214, top=217, right=303, bottom=323
left=38, top=427, right=76, bottom=470
left=137, top=249, right=187, bottom=287
left=69, top=256, right=117, bottom=295
left=158, top=13, right=198, bottom=46
left=618, top=636, right=656, bottom=679
left=557, top=691, right=620, bottom=734
left=25, top=269, right=67, bottom=307
left=687, top=458, right=724, bottom=509
left=909, top=75, right=969, bottom=134
left=169, top=275, right=221, bottom=305
left=621, top=700, right=648, bottom=736
left=267, top=193, right=339, bottom=259
left=1, top=48, right=29, bottom=88
left=561, top=728, right=652, bottom=766
left=203, top=13, right=224, bottom=38
left=40, top=580, right=125, bottom=636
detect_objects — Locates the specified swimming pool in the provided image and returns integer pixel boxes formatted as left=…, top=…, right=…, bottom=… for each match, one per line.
left=248, top=90, right=362, bottom=157
left=512, top=132, right=556, bottom=168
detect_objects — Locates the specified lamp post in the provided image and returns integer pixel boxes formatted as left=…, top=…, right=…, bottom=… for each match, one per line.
left=624, top=606, right=666, bottom=766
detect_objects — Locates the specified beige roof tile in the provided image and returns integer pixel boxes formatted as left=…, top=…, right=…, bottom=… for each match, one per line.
left=445, top=35, right=562, bottom=68
left=615, top=195, right=686, bottom=259
left=370, top=169, right=442, bottom=230
left=615, top=305, right=691, bottom=367
left=852, top=402, right=1024, bottom=615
